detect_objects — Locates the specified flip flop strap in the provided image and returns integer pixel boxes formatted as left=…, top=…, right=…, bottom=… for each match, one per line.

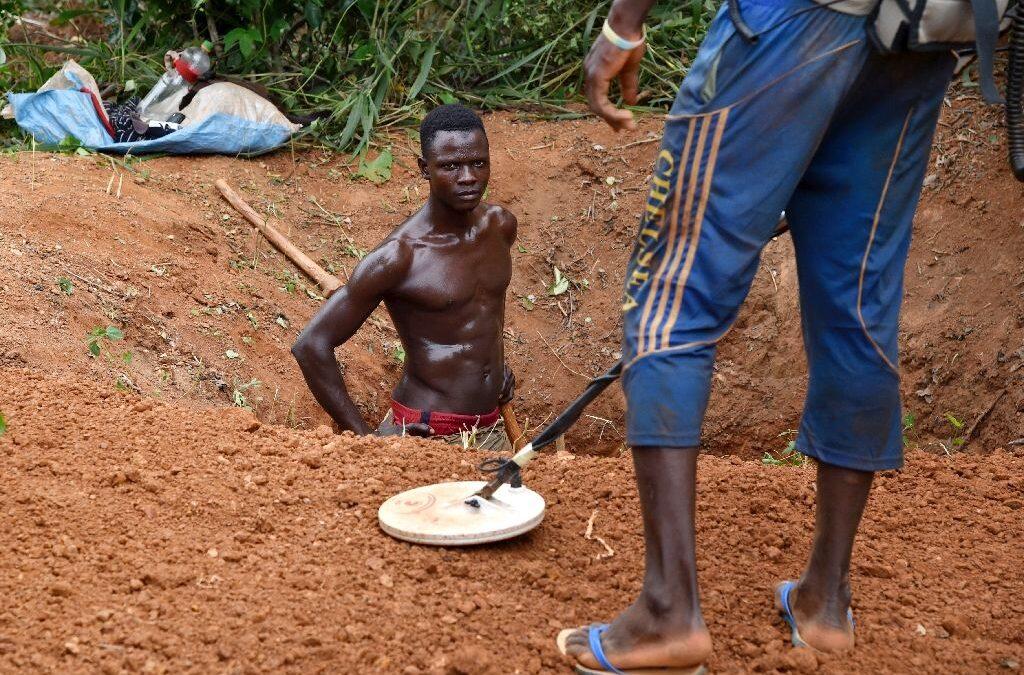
left=778, top=581, right=807, bottom=648
left=780, top=581, right=856, bottom=638
left=588, top=624, right=627, bottom=675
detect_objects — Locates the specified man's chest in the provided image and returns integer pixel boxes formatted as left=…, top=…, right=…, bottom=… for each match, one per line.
left=393, top=242, right=512, bottom=312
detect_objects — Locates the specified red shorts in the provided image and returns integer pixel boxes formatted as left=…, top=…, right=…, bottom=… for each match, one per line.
left=390, top=400, right=500, bottom=436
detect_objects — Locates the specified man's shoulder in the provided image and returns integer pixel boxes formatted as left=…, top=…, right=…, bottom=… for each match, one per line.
left=360, top=233, right=414, bottom=277
left=481, top=203, right=517, bottom=224
left=479, top=203, right=518, bottom=240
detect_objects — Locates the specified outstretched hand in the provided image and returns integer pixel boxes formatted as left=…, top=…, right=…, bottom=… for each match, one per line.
left=583, top=34, right=645, bottom=131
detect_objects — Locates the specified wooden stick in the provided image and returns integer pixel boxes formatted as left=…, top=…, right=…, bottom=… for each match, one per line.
left=500, top=402, right=526, bottom=450
left=215, top=179, right=342, bottom=296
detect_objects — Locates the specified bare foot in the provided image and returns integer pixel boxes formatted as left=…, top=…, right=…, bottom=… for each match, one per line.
left=563, top=596, right=712, bottom=671
left=784, top=581, right=855, bottom=653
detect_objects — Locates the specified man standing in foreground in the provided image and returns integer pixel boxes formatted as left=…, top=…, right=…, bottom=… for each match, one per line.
left=292, top=104, right=517, bottom=450
left=559, top=0, right=954, bottom=671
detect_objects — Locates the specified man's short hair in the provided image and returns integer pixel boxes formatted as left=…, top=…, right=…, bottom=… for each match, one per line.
left=420, top=104, right=486, bottom=159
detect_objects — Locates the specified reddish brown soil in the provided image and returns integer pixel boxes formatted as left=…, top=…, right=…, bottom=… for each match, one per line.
left=1, top=85, right=1023, bottom=673
left=1, top=368, right=1022, bottom=674
left=0, top=95, right=1021, bottom=458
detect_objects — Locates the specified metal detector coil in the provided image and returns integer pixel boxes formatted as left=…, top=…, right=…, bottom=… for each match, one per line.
left=378, top=481, right=545, bottom=546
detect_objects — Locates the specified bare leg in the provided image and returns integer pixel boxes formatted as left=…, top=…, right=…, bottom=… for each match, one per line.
left=565, top=447, right=712, bottom=670
left=787, top=460, right=874, bottom=652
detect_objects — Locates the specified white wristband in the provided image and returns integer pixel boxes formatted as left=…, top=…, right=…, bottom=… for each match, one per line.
left=602, top=19, right=645, bottom=50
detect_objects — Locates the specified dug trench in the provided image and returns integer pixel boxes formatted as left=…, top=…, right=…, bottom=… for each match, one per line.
left=0, top=89, right=1022, bottom=672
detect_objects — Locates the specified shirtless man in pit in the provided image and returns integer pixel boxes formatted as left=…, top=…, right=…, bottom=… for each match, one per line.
left=291, top=104, right=517, bottom=450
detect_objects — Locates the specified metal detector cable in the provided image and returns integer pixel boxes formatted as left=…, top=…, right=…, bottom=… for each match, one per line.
left=1007, top=3, right=1024, bottom=180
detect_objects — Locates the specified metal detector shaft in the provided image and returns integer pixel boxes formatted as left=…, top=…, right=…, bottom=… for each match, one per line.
left=468, top=360, right=623, bottom=503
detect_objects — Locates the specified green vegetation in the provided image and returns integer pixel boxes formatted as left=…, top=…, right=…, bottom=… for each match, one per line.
left=0, top=0, right=717, bottom=152
left=902, top=410, right=915, bottom=447
left=944, top=411, right=966, bottom=450
left=232, top=377, right=261, bottom=410
left=86, top=324, right=123, bottom=357
left=0, top=410, right=6, bottom=436
left=762, top=440, right=806, bottom=468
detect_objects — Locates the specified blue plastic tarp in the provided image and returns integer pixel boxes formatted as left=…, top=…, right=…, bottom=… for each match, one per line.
left=7, top=89, right=293, bottom=155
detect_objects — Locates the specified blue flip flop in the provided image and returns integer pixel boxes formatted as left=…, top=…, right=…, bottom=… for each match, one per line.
left=555, top=624, right=707, bottom=675
left=776, top=580, right=855, bottom=650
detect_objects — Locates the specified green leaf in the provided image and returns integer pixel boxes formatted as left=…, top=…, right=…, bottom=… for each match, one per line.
left=354, top=0, right=375, bottom=22
left=520, top=296, right=535, bottom=311
left=438, top=91, right=457, bottom=105
left=392, top=344, right=406, bottom=363
left=57, top=277, right=73, bottom=295
left=406, top=42, right=436, bottom=102
left=269, top=18, right=290, bottom=41
left=337, top=96, right=366, bottom=149
left=304, top=0, right=323, bottom=29
left=516, top=244, right=528, bottom=254
left=354, top=148, right=393, bottom=184
left=88, top=341, right=100, bottom=357
left=944, top=412, right=965, bottom=430
left=105, top=326, right=124, bottom=341
left=122, top=351, right=133, bottom=365
left=352, top=43, right=374, bottom=62
left=225, top=27, right=259, bottom=59
left=548, top=267, right=569, bottom=296
left=0, top=411, right=6, bottom=436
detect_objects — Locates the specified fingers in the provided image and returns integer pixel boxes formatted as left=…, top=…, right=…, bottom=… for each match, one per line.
left=586, top=71, right=636, bottom=132
left=583, top=38, right=639, bottom=131
left=618, top=47, right=644, bottom=106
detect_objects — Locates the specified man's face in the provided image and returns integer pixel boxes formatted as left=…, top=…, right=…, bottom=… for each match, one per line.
left=419, top=128, right=490, bottom=213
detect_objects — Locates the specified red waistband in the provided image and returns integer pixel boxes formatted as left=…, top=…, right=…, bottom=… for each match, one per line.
left=391, top=400, right=500, bottom=436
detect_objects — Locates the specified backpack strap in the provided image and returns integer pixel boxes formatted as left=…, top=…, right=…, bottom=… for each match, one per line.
left=972, top=0, right=1005, bottom=103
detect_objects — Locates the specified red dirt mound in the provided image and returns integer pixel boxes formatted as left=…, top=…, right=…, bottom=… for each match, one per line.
left=1, top=92, right=1021, bottom=461
left=1, top=368, right=1021, bottom=673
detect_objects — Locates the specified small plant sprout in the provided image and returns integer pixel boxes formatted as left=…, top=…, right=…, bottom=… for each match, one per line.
left=548, top=267, right=570, bottom=296
left=902, top=411, right=916, bottom=447
left=232, top=379, right=261, bottom=411
left=87, top=325, right=124, bottom=357
left=57, top=277, right=73, bottom=295
left=762, top=440, right=806, bottom=467
left=0, top=411, right=6, bottom=437
left=944, top=412, right=967, bottom=449
left=392, top=344, right=406, bottom=364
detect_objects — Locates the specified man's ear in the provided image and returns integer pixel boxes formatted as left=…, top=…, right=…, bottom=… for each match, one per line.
left=417, top=156, right=429, bottom=179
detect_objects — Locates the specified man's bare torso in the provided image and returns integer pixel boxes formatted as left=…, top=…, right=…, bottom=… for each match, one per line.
left=383, top=202, right=514, bottom=414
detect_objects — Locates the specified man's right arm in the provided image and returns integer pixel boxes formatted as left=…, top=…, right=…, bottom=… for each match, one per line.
left=291, top=239, right=410, bottom=434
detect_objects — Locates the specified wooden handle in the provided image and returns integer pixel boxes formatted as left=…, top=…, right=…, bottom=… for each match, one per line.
left=215, top=179, right=342, bottom=296
left=500, top=402, right=527, bottom=450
